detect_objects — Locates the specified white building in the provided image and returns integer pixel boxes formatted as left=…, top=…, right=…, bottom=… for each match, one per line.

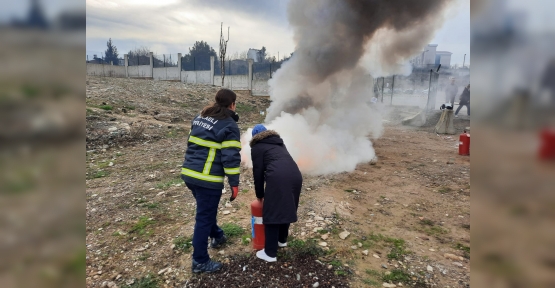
left=247, top=48, right=260, bottom=62
left=435, top=51, right=452, bottom=67
left=410, top=44, right=452, bottom=68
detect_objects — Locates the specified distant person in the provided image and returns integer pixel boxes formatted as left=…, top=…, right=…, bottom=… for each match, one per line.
left=250, top=124, right=303, bottom=262
left=455, top=84, right=470, bottom=117
left=181, top=89, right=242, bottom=273
left=445, top=77, right=458, bottom=106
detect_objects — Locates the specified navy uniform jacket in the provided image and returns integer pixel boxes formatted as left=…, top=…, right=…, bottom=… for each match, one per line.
left=181, top=111, right=242, bottom=190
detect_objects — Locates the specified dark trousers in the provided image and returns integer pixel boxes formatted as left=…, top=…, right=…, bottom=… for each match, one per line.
left=264, top=223, right=290, bottom=257
left=455, top=101, right=470, bottom=115
left=185, top=182, right=224, bottom=264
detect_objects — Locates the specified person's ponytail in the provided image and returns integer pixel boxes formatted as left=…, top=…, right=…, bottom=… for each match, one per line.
left=200, top=89, right=237, bottom=120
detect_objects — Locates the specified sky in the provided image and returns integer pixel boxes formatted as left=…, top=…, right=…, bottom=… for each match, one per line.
left=84, top=0, right=470, bottom=65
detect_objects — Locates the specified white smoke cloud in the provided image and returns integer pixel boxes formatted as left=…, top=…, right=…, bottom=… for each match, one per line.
left=241, top=65, right=385, bottom=175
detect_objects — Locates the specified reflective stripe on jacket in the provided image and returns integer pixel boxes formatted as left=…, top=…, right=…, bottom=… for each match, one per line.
left=181, top=113, right=242, bottom=190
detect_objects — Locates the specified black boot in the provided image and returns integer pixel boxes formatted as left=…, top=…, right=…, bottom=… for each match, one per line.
left=192, top=259, right=222, bottom=273
left=210, top=234, right=227, bottom=249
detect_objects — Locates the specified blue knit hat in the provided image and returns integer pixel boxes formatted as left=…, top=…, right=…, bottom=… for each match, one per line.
left=252, top=124, right=267, bottom=137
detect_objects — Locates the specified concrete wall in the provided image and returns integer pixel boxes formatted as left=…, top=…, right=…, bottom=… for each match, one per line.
left=214, top=75, right=250, bottom=90
left=86, top=54, right=274, bottom=94
left=127, top=65, right=152, bottom=78
left=153, top=67, right=180, bottom=81
left=182, top=71, right=212, bottom=84
left=86, top=64, right=126, bottom=78
left=252, top=79, right=270, bottom=96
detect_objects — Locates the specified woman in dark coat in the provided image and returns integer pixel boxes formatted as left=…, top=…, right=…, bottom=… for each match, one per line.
left=250, top=124, right=303, bottom=262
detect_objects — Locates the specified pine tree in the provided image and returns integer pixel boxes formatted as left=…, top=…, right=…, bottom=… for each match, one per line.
left=104, top=38, right=119, bottom=65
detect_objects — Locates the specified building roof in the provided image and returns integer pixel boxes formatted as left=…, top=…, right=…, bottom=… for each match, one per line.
left=436, top=51, right=453, bottom=55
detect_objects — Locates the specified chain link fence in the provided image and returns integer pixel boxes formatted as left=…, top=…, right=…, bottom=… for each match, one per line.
left=153, top=54, right=178, bottom=68
left=372, top=67, right=444, bottom=109
left=213, top=59, right=249, bottom=75
left=181, top=55, right=212, bottom=71
left=252, top=61, right=282, bottom=80
left=127, top=53, right=150, bottom=66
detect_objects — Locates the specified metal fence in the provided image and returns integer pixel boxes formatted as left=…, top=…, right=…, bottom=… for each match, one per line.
left=213, top=59, right=249, bottom=75
left=153, top=54, right=178, bottom=68
left=182, top=55, right=212, bottom=71
left=127, top=54, right=150, bottom=66
left=252, top=61, right=282, bottom=79
left=372, top=67, right=443, bottom=109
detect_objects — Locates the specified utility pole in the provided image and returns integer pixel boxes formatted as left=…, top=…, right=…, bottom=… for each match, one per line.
left=463, top=54, right=466, bottom=69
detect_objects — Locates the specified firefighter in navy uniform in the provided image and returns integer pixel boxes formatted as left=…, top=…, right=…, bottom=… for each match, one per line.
left=181, top=89, right=242, bottom=273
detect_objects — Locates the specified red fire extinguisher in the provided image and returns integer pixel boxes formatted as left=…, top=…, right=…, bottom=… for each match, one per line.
left=459, top=130, right=470, bottom=156
left=251, top=199, right=265, bottom=250
left=539, top=128, right=555, bottom=160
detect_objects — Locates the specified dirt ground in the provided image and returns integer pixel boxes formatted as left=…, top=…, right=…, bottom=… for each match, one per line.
left=86, top=76, right=470, bottom=288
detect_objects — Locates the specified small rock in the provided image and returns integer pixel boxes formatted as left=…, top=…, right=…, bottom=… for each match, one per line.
left=385, top=271, right=391, bottom=275
left=225, top=202, right=232, bottom=208
left=108, top=162, right=114, bottom=167
left=447, top=158, right=454, bottom=164
left=245, top=238, right=251, bottom=243
left=218, top=250, right=225, bottom=255
left=373, top=254, right=381, bottom=259
left=306, top=187, right=312, bottom=191
left=158, top=268, right=169, bottom=275
left=350, top=245, right=358, bottom=250
left=381, top=264, right=388, bottom=269
left=358, top=242, right=362, bottom=247
left=327, top=265, right=333, bottom=269
left=427, top=265, right=433, bottom=272
left=170, top=244, right=176, bottom=249
left=313, top=282, right=319, bottom=287
left=339, top=231, right=350, bottom=240
left=313, top=227, right=323, bottom=232
left=429, top=248, right=435, bottom=252
left=297, top=274, right=301, bottom=281
left=382, top=283, right=397, bottom=287
left=115, top=274, right=122, bottom=280
left=362, top=250, right=369, bottom=256
left=314, top=216, right=324, bottom=221
left=321, top=234, right=329, bottom=240
left=453, top=262, right=463, bottom=267
left=318, top=242, right=328, bottom=247
left=301, top=232, right=306, bottom=236
left=156, top=192, right=165, bottom=197
left=222, top=210, right=230, bottom=215
left=444, top=253, right=464, bottom=261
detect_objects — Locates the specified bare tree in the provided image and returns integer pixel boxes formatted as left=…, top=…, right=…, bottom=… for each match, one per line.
left=219, top=23, right=229, bottom=87
left=239, top=50, right=248, bottom=60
